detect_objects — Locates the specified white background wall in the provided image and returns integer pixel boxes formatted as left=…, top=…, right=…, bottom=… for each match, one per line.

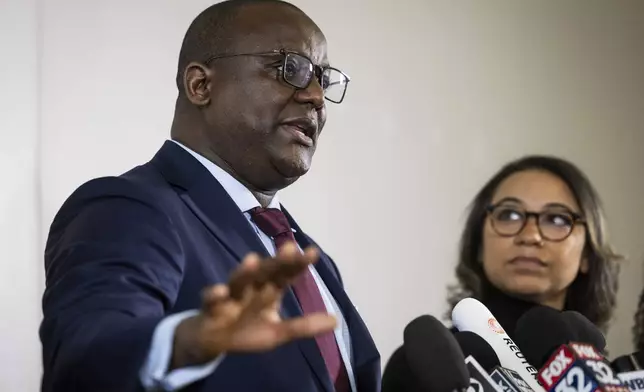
left=2, top=0, right=644, bottom=390
left=0, top=0, right=42, bottom=391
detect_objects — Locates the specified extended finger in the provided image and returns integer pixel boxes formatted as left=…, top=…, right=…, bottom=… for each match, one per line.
left=202, top=284, right=230, bottom=312
left=239, top=283, right=282, bottom=322
left=275, top=241, right=300, bottom=259
left=273, top=313, right=337, bottom=344
left=276, top=244, right=319, bottom=267
left=301, top=246, right=320, bottom=264
left=235, top=245, right=302, bottom=290
left=206, top=300, right=243, bottom=327
left=239, top=252, right=262, bottom=273
left=228, top=253, right=262, bottom=300
left=268, top=248, right=320, bottom=287
left=202, top=284, right=247, bottom=321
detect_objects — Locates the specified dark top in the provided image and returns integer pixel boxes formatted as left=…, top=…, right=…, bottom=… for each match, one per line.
left=474, top=286, right=539, bottom=341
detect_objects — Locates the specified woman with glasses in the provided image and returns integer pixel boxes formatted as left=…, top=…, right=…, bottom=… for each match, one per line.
left=446, top=155, right=622, bottom=337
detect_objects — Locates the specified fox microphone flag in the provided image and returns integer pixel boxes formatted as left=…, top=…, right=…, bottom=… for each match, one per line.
left=539, top=342, right=628, bottom=391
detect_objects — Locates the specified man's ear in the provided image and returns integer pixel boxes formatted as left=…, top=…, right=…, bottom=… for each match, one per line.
left=183, top=62, right=212, bottom=106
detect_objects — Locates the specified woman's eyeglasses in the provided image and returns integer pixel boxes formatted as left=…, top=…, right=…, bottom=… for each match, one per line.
left=486, top=204, right=586, bottom=242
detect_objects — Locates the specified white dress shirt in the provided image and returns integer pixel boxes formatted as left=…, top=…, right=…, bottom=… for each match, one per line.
left=139, top=140, right=355, bottom=391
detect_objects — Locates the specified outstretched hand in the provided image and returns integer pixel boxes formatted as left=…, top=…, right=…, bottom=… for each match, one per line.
left=172, top=242, right=337, bottom=368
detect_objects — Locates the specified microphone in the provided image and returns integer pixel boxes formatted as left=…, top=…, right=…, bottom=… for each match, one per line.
left=514, top=306, right=627, bottom=391
left=611, top=351, right=644, bottom=389
left=455, top=331, right=502, bottom=372
left=612, top=350, right=644, bottom=372
left=560, top=310, right=606, bottom=352
left=490, top=367, right=535, bottom=392
left=514, top=306, right=580, bottom=369
left=616, top=369, right=644, bottom=390
left=381, top=346, right=423, bottom=392
left=455, top=330, right=534, bottom=391
left=451, top=298, right=545, bottom=392
left=381, top=334, right=498, bottom=392
left=454, top=331, right=504, bottom=391
left=392, top=314, right=471, bottom=391
left=611, top=353, right=642, bottom=373
left=539, top=342, right=627, bottom=391
left=463, top=355, right=503, bottom=392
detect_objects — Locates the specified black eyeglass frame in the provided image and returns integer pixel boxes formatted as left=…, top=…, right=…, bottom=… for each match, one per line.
left=485, top=203, right=586, bottom=242
left=203, top=49, right=351, bottom=104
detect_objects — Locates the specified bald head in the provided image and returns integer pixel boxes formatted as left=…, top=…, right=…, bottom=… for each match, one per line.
left=175, top=0, right=318, bottom=91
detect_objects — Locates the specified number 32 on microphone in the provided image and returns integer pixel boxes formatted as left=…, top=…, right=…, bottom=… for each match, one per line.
left=538, top=343, right=628, bottom=392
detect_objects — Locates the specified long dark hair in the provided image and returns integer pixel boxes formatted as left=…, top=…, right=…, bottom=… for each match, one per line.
left=634, top=286, right=644, bottom=350
left=447, top=155, right=622, bottom=332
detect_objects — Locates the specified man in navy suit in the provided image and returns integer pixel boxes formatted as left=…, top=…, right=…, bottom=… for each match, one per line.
left=39, top=1, right=380, bottom=391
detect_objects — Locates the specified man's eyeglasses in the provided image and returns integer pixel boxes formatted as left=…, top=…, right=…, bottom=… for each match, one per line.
left=204, top=49, right=351, bottom=104
left=486, top=204, right=586, bottom=242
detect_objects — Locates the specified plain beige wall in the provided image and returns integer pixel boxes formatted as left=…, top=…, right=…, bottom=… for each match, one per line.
left=2, top=0, right=644, bottom=389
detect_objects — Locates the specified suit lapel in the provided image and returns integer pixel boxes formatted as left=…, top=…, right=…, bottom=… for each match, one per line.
left=151, top=141, right=269, bottom=261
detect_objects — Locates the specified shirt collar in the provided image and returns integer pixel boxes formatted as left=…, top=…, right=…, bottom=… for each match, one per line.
left=170, top=139, right=281, bottom=213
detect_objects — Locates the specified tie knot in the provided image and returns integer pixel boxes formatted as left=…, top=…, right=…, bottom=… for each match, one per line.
left=248, top=207, right=293, bottom=238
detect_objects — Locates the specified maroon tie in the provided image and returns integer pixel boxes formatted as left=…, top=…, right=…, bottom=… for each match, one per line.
left=249, top=207, right=351, bottom=392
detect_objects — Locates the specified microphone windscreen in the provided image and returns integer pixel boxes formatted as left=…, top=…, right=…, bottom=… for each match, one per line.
left=611, top=354, right=639, bottom=373
left=454, top=331, right=501, bottom=372
left=381, top=346, right=423, bottom=392
left=560, top=310, right=606, bottom=351
left=403, top=315, right=470, bottom=391
left=635, top=351, right=644, bottom=368
left=611, top=351, right=644, bottom=373
left=514, top=306, right=577, bottom=369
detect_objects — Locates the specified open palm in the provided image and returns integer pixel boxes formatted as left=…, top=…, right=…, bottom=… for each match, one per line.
left=174, top=243, right=337, bottom=366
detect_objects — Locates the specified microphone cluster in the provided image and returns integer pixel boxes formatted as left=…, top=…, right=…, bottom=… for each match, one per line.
left=383, top=297, right=642, bottom=391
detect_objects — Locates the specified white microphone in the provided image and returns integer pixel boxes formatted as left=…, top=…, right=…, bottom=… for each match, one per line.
left=452, top=298, right=545, bottom=392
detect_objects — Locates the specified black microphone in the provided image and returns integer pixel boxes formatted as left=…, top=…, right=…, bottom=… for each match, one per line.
left=382, top=315, right=471, bottom=391
left=560, top=310, right=606, bottom=351
left=455, top=331, right=534, bottom=391
left=514, top=306, right=579, bottom=369
left=514, top=306, right=627, bottom=391
left=454, top=331, right=501, bottom=372
left=611, top=352, right=644, bottom=390
left=612, top=350, right=644, bottom=372
left=381, top=346, right=424, bottom=392
left=611, top=354, right=641, bottom=373
left=453, top=331, right=504, bottom=391
left=403, top=315, right=471, bottom=391
left=389, top=315, right=470, bottom=391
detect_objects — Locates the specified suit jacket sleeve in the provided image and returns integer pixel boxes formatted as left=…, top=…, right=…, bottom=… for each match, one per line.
left=40, top=177, right=186, bottom=392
